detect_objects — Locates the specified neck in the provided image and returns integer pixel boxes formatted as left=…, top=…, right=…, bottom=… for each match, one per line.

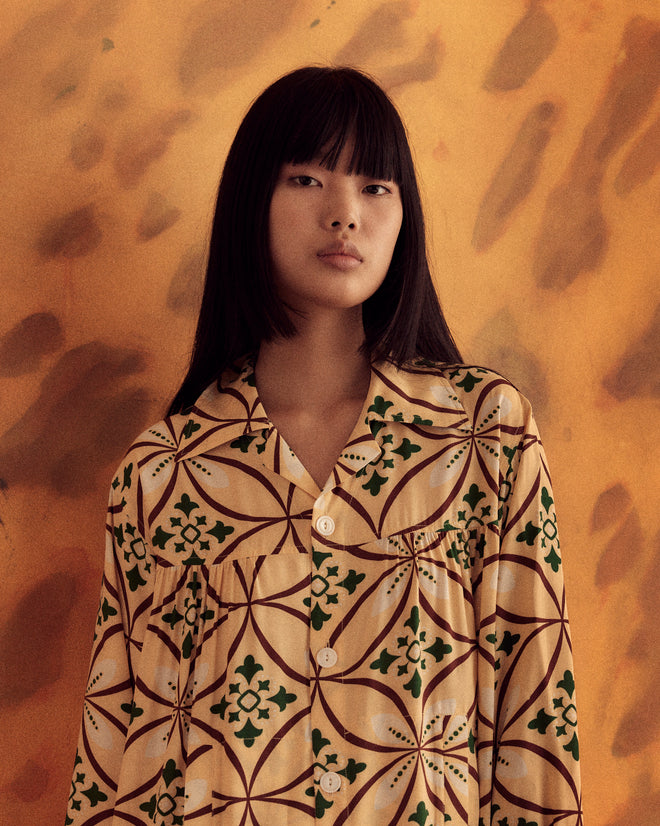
left=255, top=307, right=370, bottom=413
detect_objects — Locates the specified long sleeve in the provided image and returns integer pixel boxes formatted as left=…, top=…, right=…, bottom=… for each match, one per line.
left=65, top=456, right=153, bottom=825
left=477, top=395, right=582, bottom=825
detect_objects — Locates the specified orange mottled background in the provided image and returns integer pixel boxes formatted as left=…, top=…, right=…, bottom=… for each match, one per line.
left=0, top=1, right=659, bottom=823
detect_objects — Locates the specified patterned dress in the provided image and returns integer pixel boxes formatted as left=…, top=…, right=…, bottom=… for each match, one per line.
left=66, top=358, right=582, bottom=825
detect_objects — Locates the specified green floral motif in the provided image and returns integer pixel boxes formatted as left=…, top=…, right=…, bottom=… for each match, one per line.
left=230, top=430, right=268, bottom=454
left=514, top=487, right=561, bottom=571
left=497, top=445, right=518, bottom=524
left=82, top=782, right=108, bottom=806
left=66, top=752, right=109, bottom=824
left=485, top=629, right=521, bottom=672
left=516, top=522, right=541, bottom=546
left=182, top=419, right=201, bottom=439
left=539, top=486, right=561, bottom=571
left=161, top=575, right=214, bottom=659
left=111, top=461, right=134, bottom=492
left=454, top=372, right=483, bottom=393
left=369, top=395, right=394, bottom=419
left=139, top=759, right=185, bottom=825
left=357, top=401, right=425, bottom=496
left=151, top=493, right=234, bottom=564
left=370, top=606, right=452, bottom=698
left=444, top=484, right=492, bottom=569
left=303, top=547, right=365, bottom=631
left=98, top=596, right=117, bottom=625
left=447, top=366, right=489, bottom=394
left=304, top=728, right=366, bottom=817
left=407, top=800, right=451, bottom=824
left=210, top=655, right=297, bottom=747
left=393, top=437, right=424, bottom=460
left=528, top=670, right=579, bottom=761
left=408, top=801, right=431, bottom=824
left=120, top=699, right=145, bottom=723
left=114, top=518, right=150, bottom=591
left=392, top=413, right=434, bottom=426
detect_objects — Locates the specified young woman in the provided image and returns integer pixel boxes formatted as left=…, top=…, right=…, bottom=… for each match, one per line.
left=67, top=67, right=582, bottom=825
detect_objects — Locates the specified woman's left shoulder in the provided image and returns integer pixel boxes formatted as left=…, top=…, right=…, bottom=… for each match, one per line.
left=404, top=359, right=535, bottom=426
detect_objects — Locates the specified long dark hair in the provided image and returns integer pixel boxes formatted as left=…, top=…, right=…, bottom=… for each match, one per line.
left=168, top=66, right=461, bottom=414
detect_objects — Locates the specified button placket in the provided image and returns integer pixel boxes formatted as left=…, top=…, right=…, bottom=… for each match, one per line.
left=310, top=498, right=343, bottom=807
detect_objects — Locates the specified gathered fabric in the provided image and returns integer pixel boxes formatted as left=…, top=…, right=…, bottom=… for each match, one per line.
left=66, top=357, right=581, bottom=825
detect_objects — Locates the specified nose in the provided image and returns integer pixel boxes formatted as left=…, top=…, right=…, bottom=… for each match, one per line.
left=331, top=217, right=356, bottom=229
left=323, top=184, right=359, bottom=231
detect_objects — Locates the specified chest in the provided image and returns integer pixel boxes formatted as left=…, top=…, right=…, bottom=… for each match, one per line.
left=269, top=403, right=364, bottom=489
left=154, top=418, right=494, bottom=557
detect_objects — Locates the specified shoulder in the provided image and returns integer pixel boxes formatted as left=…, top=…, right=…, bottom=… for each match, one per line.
left=394, top=359, right=535, bottom=429
left=123, top=413, right=191, bottom=463
left=107, top=412, right=191, bottom=502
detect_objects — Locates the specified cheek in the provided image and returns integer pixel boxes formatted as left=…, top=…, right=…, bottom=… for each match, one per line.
left=386, top=213, right=403, bottom=255
left=268, top=201, right=294, bottom=258
left=270, top=197, right=309, bottom=247
left=384, top=199, right=403, bottom=237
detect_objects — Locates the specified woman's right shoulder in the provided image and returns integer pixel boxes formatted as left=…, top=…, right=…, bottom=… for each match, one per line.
left=107, top=411, right=192, bottom=501
left=126, top=411, right=192, bottom=459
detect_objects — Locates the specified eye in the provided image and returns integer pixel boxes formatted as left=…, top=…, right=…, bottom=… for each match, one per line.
left=363, top=183, right=392, bottom=196
left=292, top=175, right=321, bottom=187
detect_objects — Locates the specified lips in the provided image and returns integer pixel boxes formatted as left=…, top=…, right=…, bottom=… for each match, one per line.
left=317, top=241, right=363, bottom=262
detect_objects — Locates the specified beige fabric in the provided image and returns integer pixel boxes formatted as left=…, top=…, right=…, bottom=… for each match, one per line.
left=67, top=358, right=581, bottom=824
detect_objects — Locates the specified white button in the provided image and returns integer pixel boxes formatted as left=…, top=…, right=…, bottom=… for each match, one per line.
left=316, top=515, right=335, bottom=536
left=320, top=771, right=342, bottom=794
left=316, top=647, right=338, bottom=668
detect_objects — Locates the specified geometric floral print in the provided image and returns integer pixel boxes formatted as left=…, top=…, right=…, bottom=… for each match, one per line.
left=528, top=670, right=580, bottom=762
left=66, top=357, right=582, bottom=824
left=209, top=654, right=297, bottom=748
left=369, top=605, right=453, bottom=698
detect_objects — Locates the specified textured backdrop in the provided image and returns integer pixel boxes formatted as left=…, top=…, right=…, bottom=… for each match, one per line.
left=0, top=1, right=659, bottom=823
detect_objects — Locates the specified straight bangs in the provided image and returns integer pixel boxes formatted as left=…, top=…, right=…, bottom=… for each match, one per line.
left=274, top=71, right=406, bottom=185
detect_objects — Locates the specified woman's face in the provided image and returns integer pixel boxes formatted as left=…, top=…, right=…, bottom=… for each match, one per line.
left=268, top=143, right=403, bottom=316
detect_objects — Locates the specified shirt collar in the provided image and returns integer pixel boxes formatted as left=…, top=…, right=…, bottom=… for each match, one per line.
left=365, top=360, right=471, bottom=431
left=174, top=358, right=271, bottom=462
left=174, top=356, right=471, bottom=464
